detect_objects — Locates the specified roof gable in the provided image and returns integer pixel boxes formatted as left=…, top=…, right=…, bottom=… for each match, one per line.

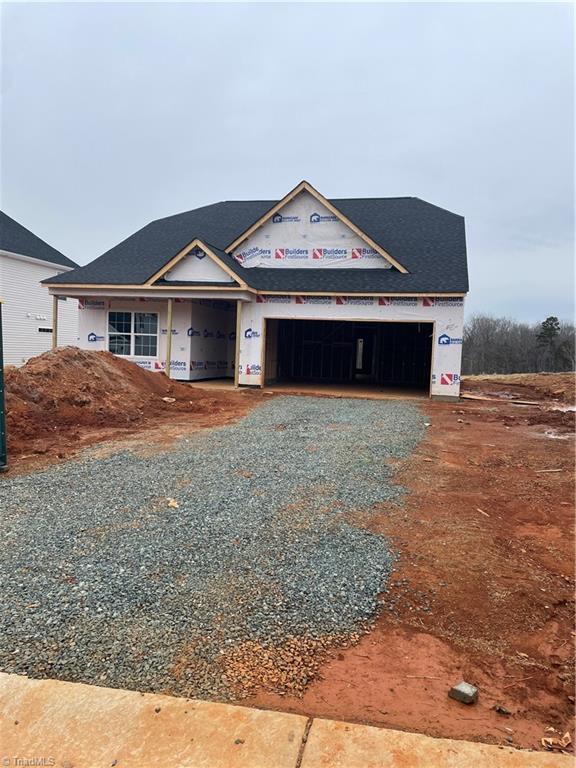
left=147, top=239, right=244, bottom=287
left=160, top=247, right=236, bottom=283
left=226, top=181, right=408, bottom=273
left=232, top=189, right=396, bottom=271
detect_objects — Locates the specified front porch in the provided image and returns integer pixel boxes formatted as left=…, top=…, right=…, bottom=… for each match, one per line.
left=48, top=288, right=253, bottom=383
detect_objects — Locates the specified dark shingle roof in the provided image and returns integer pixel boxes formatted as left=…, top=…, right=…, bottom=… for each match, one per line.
left=1, top=211, right=77, bottom=269
left=44, top=197, right=468, bottom=293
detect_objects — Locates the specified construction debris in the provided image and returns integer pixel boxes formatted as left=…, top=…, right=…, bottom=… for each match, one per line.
left=541, top=731, right=572, bottom=751
left=448, top=682, right=478, bottom=705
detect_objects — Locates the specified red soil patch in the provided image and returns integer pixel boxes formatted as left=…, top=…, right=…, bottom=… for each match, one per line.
left=5, top=347, right=260, bottom=467
left=462, top=372, right=575, bottom=405
left=249, top=387, right=575, bottom=753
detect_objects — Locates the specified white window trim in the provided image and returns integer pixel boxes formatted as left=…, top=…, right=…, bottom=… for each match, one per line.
left=106, top=310, right=159, bottom=358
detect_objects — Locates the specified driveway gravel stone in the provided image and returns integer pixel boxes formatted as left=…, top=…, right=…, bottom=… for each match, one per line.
left=0, top=396, right=425, bottom=698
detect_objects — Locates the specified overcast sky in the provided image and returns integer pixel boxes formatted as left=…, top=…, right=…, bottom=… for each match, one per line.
left=1, top=2, right=573, bottom=322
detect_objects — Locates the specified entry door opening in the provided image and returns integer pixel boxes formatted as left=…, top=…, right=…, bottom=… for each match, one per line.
left=265, top=319, right=432, bottom=391
left=188, top=298, right=237, bottom=381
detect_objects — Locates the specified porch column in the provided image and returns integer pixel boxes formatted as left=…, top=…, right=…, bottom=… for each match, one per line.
left=51, top=295, right=59, bottom=350
left=165, top=298, right=173, bottom=378
left=234, top=299, right=242, bottom=387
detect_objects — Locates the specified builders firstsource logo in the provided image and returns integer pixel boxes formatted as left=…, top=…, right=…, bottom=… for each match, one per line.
left=295, top=296, right=332, bottom=305
left=242, top=363, right=262, bottom=376
left=423, top=297, right=465, bottom=307
left=87, top=332, right=104, bottom=342
left=256, top=295, right=291, bottom=304
left=440, top=373, right=460, bottom=385
left=312, top=248, right=347, bottom=260
left=351, top=247, right=379, bottom=259
left=325, top=248, right=347, bottom=260
left=378, top=297, right=418, bottom=307
left=154, top=360, right=187, bottom=371
left=235, top=246, right=271, bottom=263
left=79, top=299, right=106, bottom=310
left=436, top=297, right=464, bottom=306
left=244, top=327, right=261, bottom=339
left=336, top=296, right=374, bottom=306
left=275, top=248, right=309, bottom=260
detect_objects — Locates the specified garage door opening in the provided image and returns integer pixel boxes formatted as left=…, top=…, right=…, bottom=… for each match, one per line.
left=264, top=319, right=433, bottom=394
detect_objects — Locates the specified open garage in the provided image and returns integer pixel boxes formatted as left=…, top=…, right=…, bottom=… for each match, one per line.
left=264, top=319, right=433, bottom=392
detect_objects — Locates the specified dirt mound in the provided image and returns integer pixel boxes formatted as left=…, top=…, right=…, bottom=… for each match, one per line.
left=462, top=372, right=575, bottom=404
left=5, top=347, right=256, bottom=463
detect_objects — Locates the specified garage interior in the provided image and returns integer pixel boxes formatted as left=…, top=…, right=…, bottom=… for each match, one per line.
left=264, top=319, right=433, bottom=393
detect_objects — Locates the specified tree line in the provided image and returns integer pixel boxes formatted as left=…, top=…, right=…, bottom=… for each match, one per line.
left=462, top=315, right=575, bottom=375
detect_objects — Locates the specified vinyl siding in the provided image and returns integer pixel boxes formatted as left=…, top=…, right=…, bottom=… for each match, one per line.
left=0, top=253, right=79, bottom=366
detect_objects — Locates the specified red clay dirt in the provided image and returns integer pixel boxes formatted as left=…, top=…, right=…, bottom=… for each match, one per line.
left=462, top=372, right=575, bottom=404
left=4, top=347, right=262, bottom=470
left=248, top=375, right=575, bottom=753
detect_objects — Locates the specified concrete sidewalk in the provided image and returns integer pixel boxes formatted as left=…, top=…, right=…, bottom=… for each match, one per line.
left=0, top=673, right=571, bottom=768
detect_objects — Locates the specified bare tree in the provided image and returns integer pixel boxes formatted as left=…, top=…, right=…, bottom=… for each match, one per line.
left=462, top=315, right=575, bottom=374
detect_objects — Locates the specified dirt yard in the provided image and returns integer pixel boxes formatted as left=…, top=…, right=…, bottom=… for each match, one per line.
left=2, top=358, right=574, bottom=754
left=4, top=347, right=263, bottom=470
left=462, top=372, right=575, bottom=404
left=249, top=378, right=575, bottom=752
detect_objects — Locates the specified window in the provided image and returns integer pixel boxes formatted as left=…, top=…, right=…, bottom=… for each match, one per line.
left=108, top=311, right=158, bottom=357
left=108, top=311, right=132, bottom=355
left=134, top=313, right=158, bottom=356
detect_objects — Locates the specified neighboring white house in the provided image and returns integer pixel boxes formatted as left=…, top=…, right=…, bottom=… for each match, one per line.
left=0, top=211, right=79, bottom=366
left=44, top=181, right=469, bottom=399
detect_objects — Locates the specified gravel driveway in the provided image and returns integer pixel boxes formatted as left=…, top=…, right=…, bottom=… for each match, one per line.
left=0, top=396, right=424, bottom=698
